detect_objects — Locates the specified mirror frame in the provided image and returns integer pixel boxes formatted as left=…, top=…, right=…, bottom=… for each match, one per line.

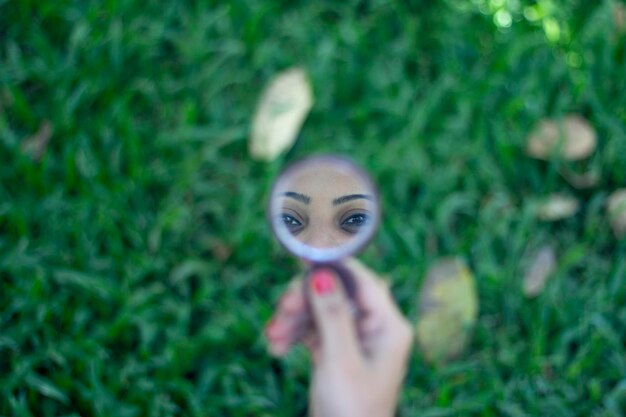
left=268, top=154, right=381, bottom=262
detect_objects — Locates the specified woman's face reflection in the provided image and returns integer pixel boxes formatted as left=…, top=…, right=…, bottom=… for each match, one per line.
left=275, top=163, right=376, bottom=249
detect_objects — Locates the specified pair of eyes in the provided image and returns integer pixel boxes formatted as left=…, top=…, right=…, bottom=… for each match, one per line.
left=280, top=211, right=371, bottom=235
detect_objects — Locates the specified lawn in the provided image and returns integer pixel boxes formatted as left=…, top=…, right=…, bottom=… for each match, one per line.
left=1, top=0, right=625, bottom=416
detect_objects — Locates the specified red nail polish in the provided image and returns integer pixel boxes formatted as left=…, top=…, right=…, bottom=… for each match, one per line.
left=311, top=269, right=335, bottom=295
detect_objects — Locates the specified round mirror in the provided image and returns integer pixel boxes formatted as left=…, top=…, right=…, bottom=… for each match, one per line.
left=269, top=155, right=380, bottom=263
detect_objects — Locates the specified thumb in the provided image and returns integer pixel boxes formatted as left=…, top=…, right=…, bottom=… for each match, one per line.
left=308, top=268, right=362, bottom=367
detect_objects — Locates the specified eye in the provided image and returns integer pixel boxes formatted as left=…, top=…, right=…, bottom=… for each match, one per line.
left=280, top=213, right=305, bottom=235
left=281, top=214, right=301, bottom=226
left=340, top=212, right=370, bottom=234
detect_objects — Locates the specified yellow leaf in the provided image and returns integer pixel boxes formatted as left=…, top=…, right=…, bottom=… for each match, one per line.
left=416, top=257, right=478, bottom=364
left=523, top=245, right=557, bottom=297
left=21, top=120, right=53, bottom=161
left=559, top=167, right=600, bottom=189
left=249, top=68, right=313, bottom=161
left=535, top=194, right=580, bottom=221
left=607, top=189, right=626, bottom=238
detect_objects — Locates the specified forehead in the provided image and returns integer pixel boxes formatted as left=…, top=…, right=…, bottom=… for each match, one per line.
left=278, top=161, right=370, bottom=197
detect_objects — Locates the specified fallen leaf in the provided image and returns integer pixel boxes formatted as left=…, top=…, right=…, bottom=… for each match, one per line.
left=523, top=245, right=557, bottom=297
left=209, top=238, right=232, bottom=262
left=415, top=257, right=478, bottom=364
left=249, top=67, right=313, bottom=161
left=559, top=167, right=600, bottom=189
left=536, top=194, right=580, bottom=221
left=0, top=87, right=13, bottom=109
left=526, top=114, right=596, bottom=161
left=21, top=120, right=53, bottom=161
left=607, top=189, right=626, bottom=238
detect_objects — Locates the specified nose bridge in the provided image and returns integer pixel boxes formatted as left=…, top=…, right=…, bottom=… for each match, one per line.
left=306, top=223, right=340, bottom=249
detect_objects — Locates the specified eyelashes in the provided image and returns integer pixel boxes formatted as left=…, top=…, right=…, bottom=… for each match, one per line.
left=340, top=212, right=371, bottom=234
left=280, top=212, right=305, bottom=235
left=279, top=210, right=371, bottom=236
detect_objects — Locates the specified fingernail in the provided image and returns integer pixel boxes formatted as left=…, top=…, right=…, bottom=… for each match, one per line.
left=311, top=269, right=335, bottom=295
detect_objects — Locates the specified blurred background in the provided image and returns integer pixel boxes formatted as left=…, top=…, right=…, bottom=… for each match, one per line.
left=1, top=0, right=625, bottom=416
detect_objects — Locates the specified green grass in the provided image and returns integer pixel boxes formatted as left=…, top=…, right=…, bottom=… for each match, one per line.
left=1, top=0, right=625, bottom=416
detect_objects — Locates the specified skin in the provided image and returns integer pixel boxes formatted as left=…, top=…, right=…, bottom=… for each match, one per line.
left=265, top=259, right=413, bottom=417
left=274, top=162, right=377, bottom=249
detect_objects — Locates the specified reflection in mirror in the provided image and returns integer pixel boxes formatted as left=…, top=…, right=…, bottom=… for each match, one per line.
left=269, top=156, right=379, bottom=262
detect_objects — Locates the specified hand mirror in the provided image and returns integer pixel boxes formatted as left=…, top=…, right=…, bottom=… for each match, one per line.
left=269, top=155, right=380, bottom=298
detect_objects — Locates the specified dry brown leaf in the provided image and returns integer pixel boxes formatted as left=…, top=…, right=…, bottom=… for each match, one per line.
left=607, top=189, right=626, bottom=238
left=415, top=257, right=478, bottom=364
left=526, top=114, right=596, bottom=161
left=209, top=238, right=232, bottom=262
left=249, top=68, right=313, bottom=161
left=21, top=120, right=53, bottom=161
left=523, top=245, right=557, bottom=297
left=536, top=194, right=580, bottom=221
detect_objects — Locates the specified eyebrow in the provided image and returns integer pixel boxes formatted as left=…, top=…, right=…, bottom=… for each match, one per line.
left=282, top=191, right=311, bottom=204
left=332, top=194, right=374, bottom=206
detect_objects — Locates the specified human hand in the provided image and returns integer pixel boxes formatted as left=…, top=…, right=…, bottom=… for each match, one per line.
left=265, top=259, right=413, bottom=417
